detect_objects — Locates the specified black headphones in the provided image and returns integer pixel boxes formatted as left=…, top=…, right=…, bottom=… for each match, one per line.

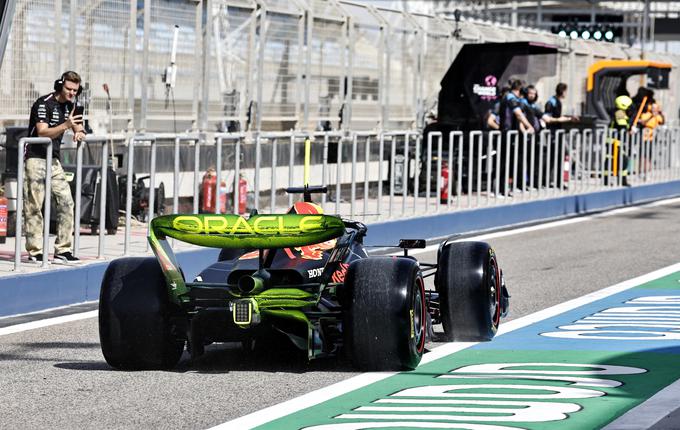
left=522, top=85, right=538, bottom=101
left=54, top=71, right=83, bottom=96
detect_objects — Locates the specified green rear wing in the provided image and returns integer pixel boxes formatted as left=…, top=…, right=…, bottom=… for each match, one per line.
left=148, top=214, right=345, bottom=303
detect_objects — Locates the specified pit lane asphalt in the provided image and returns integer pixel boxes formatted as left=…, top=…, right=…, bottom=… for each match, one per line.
left=2, top=199, right=680, bottom=429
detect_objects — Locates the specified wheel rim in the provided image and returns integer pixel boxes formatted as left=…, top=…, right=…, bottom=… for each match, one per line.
left=488, top=255, right=501, bottom=327
left=413, top=277, right=426, bottom=353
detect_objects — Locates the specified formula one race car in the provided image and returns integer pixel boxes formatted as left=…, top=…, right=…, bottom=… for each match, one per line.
left=99, top=186, right=509, bottom=371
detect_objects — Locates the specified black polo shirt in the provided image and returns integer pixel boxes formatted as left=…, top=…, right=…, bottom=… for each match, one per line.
left=544, top=95, right=562, bottom=131
left=27, top=93, right=73, bottom=160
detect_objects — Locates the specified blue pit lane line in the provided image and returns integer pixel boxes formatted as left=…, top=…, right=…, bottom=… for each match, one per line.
left=220, top=263, right=680, bottom=430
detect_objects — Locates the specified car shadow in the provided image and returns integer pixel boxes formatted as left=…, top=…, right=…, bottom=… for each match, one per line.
left=54, top=350, right=357, bottom=374
left=0, top=341, right=101, bottom=363
left=53, top=338, right=361, bottom=374
left=50, top=326, right=449, bottom=373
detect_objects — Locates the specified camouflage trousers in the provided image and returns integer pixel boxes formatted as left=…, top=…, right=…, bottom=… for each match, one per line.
left=23, top=158, right=74, bottom=256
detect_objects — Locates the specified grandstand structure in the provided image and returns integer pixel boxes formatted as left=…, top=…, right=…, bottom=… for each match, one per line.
left=0, top=0, right=678, bottom=135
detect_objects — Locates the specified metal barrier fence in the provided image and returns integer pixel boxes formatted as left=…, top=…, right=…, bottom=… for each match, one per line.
left=10, top=127, right=680, bottom=270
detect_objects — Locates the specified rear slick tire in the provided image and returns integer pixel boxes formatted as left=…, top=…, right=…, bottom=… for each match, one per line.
left=344, top=257, right=427, bottom=371
left=99, top=257, right=185, bottom=370
left=436, top=241, right=501, bottom=342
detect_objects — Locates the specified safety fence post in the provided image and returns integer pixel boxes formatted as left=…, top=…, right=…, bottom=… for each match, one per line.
left=446, top=131, right=456, bottom=209
left=336, top=136, right=343, bottom=215
left=350, top=132, right=357, bottom=219
left=425, top=131, right=433, bottom=211
left=595, top=127, right=605, bottom=190
left=538, top=130, right=549, bottom=197
left=476, top=131, right=483, bottom=206
left=193, top=137, right=201, bottom=215
left=288, top=131, right=296, bottom=209
left=490, top=132, right=500, bottom=204
left=234, top=137, right=241, bottom=215
left=377, top=132, right=384, bottom=219
left=511, top=131, right=519, bottom=200
left=527, top=132, right=536, bottom=198
left=567, top=129, right=578, bottom=195
left=215, top=136, right=223, bottom=213
left=74, top=135, right=112, bottom=259
left=553, top=129, right=565, bottom=195
left=488, top=130, right=500, bottom=204
left=520, top=131, right=528, bottom=201
left=171, top=135, right=199, bottom=216
left=124, top=134, right=156, bottom=256
left=123, top=134, right=134, bottom=256
left=504, top=130, right=517, bottom=200
left=363, top=134, right=370, bottom=220
left=254, top=134, right=261, bottom=212
left=271, top=136, right=278, bottom=213
left=389, top=135, right=395, bottom=218
left=571, top=130, right=581, bottom=195
left=321, top=133, right=329, bottom=212
left=436, top=131, right=443, bottom=212
left=402, top=132, right=409, bottom=216
left=413, top=132, right=420, bottom=215
left=468, top=131, right=477, bottom=207
left=456, top=131, right=463, bottom=209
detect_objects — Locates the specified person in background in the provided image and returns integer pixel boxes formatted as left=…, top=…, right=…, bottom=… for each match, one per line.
left=500, top=79, right=534, bottom=134
left=544, top=83, right=577, bottom=129
left=484, top=110, right=500, bottom=130
left=521, top=85, right=551, bottom=188
left=639, top=101, right=665, bottom=138
left=521, top=85, right=546, bottom=132
left=486, top=85, right=509, bottom=131
left=543, top=83, right=577, bottom=188
left=608, top=95, right=633, bottom=186
left=24, top=71, right=85, bottom=264
left=638, top=101, right=665, bottom=179
left=498, top=79, right=533, bottom=194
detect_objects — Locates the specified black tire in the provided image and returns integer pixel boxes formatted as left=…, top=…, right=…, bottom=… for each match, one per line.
left=344, top=257, right=427, bottom=371
left=436, top=241, right=501, bottom=342
left=99, top=257, right=185, bottom=370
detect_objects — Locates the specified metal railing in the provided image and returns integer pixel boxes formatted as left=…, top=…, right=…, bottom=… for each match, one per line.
left=9, top=127, right=680, bottom=271
left=73, top=135, right=109, bottom=259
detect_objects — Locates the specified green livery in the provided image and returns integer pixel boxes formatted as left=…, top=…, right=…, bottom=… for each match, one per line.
left=150, top=213, right=345, bottom=248
left=147, top=213, right=345, bottom=305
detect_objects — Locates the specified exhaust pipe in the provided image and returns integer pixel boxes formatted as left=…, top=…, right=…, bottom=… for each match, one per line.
left=237, top=270, right=270, bottom=294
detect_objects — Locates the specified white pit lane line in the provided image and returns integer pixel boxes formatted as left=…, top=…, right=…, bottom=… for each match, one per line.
left=0, top=310, right=98, bottom=336
left=399, top=196, right=680, bottom=258
left=216, top=261, right=680, bottom=429
left=1, top=195, right=679, bottom=338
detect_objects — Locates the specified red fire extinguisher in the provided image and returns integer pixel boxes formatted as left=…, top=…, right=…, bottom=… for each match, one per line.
left=201, top=168, right=228, bottom=213
left=201, top=168, right=216, bottom=213
left=440, top=161, right=450, bottom=203
left=563, top=153, right=570, bottom=185
left=0, top=196, right=7, bottom=244
left=238, top=175, right=247, bottom=215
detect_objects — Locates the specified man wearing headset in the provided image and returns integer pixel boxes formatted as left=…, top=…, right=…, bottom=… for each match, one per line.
left=24, top=71, right=85, bottom=263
